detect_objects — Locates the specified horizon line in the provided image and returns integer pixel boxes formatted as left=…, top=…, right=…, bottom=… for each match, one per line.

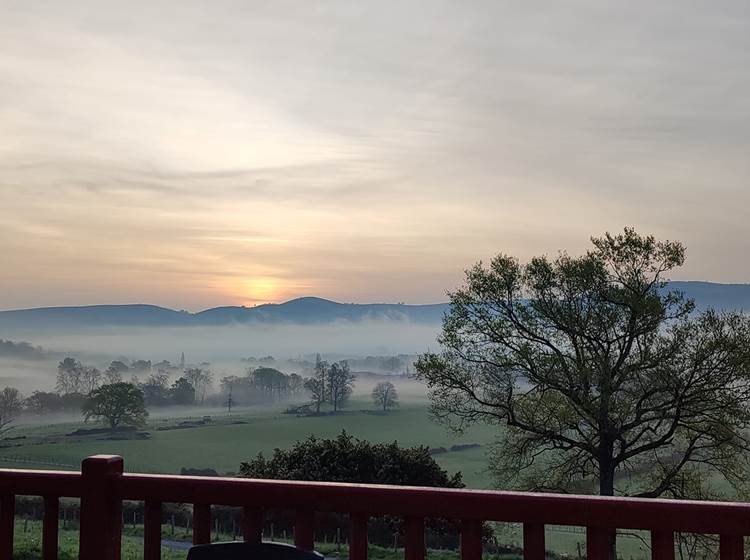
left=1, top=280, right=750, bottom=314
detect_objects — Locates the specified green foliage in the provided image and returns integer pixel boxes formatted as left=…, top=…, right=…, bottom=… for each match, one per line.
left=240, top=431, right=466, bottom=549
left=81, top=382, right=148, bottom=429
left=417, top=228, right=750, bottom=498
left=170, top=377, right=196, bottom=405
left=240, top=430, right=463, bottom=488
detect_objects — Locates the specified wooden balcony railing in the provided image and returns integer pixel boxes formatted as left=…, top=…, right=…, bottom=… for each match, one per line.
left=1, top=454, right=749, bottom=560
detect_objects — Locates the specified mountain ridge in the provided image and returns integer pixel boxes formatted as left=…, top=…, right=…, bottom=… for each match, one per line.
left=0, top=282, right=748, bottom=330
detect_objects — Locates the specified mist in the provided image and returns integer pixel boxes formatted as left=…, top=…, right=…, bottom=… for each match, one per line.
left=0, top=319, right=440, bottom=396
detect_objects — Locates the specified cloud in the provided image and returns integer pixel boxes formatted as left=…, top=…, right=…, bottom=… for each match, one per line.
left=1, top=0, right=749, bottom=309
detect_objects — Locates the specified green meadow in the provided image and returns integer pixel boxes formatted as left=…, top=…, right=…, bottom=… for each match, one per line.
left=0, top=398, right=498, bottom=489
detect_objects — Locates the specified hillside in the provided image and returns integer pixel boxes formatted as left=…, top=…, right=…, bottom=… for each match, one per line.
left=0, top=297, right=448, bottom=331
left=0, top=283, right=747, bottom=332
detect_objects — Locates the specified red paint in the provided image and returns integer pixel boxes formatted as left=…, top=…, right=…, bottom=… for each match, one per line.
left=242, top=507, right=263, bottom=544
left=523, top=523, right=545, bottom=560
left=349, top=514, right=368, bottom=560
left=79, top=455, right=123, bottom=560
left=720, top=534, right=744, bottom=560
left=460, top=519, right=482, bottom=560
left=144, top=500, right=162, bottom=560
left=193, top=504, right=211, bottom=545
left=43, top=496, right=59, bottom=560
left=650, top=530, right=674, bottom=560
left=587, top=526, right=614, bottom=560
left=1, top=456, right=750, bottom=559
left=404, top=516, right=424, bottom=560
left=294, top=510, right=315, bottom=551
left=0, top=492, right=14, bottom=560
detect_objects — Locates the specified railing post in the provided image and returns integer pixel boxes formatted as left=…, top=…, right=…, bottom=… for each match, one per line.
left=79, top=455, right=123, bottom=560
left=719, top=534, right=744, bottom=560
left=0, top=492, right=14, bottom=560
left=144, top=500, right=162, bottom=560
left=242, top=507, right=263, bottom=544
left=460, top=520, right=482, bottom=560
left=193, top=504, right=211, bottom=545
left=350, top=514, right=368, bottom=560
left=294, top=510, right=315, bottom=551
left=650, top=530, right=674, bottom=560
left=43, top=496, right=59, bottom=560
left=404, top=517, right=425, bottom=560
left=523, top=523, right=545, bottom=560
left=586, top=527, right=615, bottom=560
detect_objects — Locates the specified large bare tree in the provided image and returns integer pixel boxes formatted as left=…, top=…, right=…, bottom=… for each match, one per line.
left=417, top=229, right=750, bottom=499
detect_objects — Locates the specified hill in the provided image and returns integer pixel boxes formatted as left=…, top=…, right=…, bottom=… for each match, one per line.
left=0, top=297, right=448, bottom=331
left=0, top=283, right=747, bottom=331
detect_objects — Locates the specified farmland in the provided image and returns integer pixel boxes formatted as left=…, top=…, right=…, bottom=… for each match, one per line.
left=0, top=398, right=498, bottom=489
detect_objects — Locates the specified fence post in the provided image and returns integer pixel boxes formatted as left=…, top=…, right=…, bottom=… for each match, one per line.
left=43, top=496, right=59, bottom=560
left=350, top=514, right=368, bottom=560
left=404, top=517, right=425, bottom=560
left=0, top=492, right=14, bottom=560
left=79, top=455, right=124, bottom=560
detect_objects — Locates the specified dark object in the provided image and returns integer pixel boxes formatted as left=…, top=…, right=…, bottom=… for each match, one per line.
left=187, top=542, right=324, bottom=560
left=180, top=467, right=219, bottom=477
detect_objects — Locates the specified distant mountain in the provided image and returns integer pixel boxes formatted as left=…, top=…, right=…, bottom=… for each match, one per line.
left=195, top=297, right=448, bottom=325
left=0, top=283, right=747, bottom=332
left=0, top=297, right=449, bottom=331
left=0, top=304, right=192, bottom=330
left=668, top=281, right=750, bottom=311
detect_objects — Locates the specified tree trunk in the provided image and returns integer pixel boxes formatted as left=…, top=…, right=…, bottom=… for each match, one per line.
left=598, top=448, right=616, bottom=560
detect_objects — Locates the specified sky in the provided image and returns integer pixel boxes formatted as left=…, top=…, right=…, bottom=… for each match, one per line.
left=1, top=0, right=749, bottom=311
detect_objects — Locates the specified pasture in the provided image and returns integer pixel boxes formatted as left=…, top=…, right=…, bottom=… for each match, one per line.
left=0, top=398, right=498, bottom=489
left=2, top=400, right=656, bottom=558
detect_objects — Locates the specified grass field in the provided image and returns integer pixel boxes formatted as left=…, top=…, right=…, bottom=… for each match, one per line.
left=0, top=397, right=499, bottom=488
left=1, top=399, right=659, bottom=558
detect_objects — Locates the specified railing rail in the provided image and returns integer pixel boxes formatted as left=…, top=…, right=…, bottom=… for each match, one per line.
left=0, top=454, right=748, bottom=560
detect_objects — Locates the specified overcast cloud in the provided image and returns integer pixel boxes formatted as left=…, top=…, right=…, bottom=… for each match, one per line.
left=1, top=0, right=749, bottom=310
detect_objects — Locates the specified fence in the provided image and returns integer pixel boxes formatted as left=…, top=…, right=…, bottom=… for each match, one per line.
left=1, top=454, right=750, bottom=560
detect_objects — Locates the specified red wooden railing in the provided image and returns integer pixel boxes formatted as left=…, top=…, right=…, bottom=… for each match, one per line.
left=0, top=454, right=749, bottom=560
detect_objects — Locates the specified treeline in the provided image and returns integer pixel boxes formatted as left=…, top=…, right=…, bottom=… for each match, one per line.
left=0, top=352, right=402, bottom=435
left=239, top=354, right=416, bottom=375
left=11, top=358, right=215, bottom=417
left=219, top=368, right=305, bottom=407
left=346, top=354, right=416, bottom=373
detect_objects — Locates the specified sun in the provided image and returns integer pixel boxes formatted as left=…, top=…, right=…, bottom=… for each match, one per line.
left=241, top=277, right=282, bottom=303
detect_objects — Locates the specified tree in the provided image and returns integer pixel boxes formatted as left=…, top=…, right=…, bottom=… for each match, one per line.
left=225, top=385, right=235, bottom=414
left=240, top=432, right=466, bottom=549
left=80, top=366, right=102, bottom=394
left=56, top=358, right=84, bottom=394
left=416, top=229, right=750, bottom=501
left=24, top=391, right=64, bottom=415
left=304, top=355, right=328, bottom=413
left=170, top=377, right=195, bottom=405
left=372, top=381, right=398, bottom=412
left=141, top=372, right=170, bottom=407
left=251, top=367, right=289, bottom=401
left=288, top=373, right=305, bottom=396
left=104, top=360, right=129, bottom=384
left=81, top=382, right=147, bottom=429
left=0, top=387, right=23, bottom=436
left=131, top=360, right=152, bottom=374
left=241, top=430, right=462, bottom=486
left=327, top=361, right=355, bottom=412
left=184, top=368, right=213, bottom=405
